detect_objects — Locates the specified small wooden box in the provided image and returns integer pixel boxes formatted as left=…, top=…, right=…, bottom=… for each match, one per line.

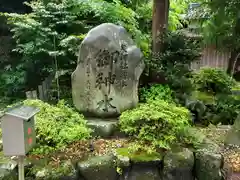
left=1, top=104, right=39, bottom=156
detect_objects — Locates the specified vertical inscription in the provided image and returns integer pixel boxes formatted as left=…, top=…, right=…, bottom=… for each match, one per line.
left=94, top=43, right=129, bottom=112
left=119, top=43, right=128, bottom=87
left=86, top=57, right=91, bottom=110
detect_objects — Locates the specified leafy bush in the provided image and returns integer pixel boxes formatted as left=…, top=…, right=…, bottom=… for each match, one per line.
left=148, top=32, right=201, bottom=104
left=209, top=94, right=240, bottom=125
left=193, top=67, right=236, bottom=94
left=23, top=99, right=91, bottom=154
left=190, top=69, right=238, bottom=125
left=119, top=100, right=191, bottom=153
left=186, top=99, right=206, bottom=123
left=186, top=91, right=214, bottom=123
left=189, top=90, right=240, bottom=125
left=139, top=84, right=174, bottom=103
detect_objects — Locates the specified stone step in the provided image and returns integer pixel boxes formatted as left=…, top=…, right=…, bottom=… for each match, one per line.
left=87, top=118, right=125, bottom=138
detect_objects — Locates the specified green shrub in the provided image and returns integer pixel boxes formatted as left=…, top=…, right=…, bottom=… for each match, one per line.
left=190, top=91, right=240, bottom=125
left=139, top=84, right=174, bottom=103
left=209, top=94, right=240, bottom=125
left=186, top=99, right=206, bottom=122
left=119, top=100, right=191, bottom=153
left=148, top=32, right=201, bottom=104
left=23, top=99, right=91, bottom=154
left=193, top=67, right=236, bottom=94
left=191, top=91, right=215, bottom=104
left=186, top=91, right=214, bottom=123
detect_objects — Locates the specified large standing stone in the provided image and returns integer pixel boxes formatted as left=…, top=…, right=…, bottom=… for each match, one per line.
left=72, top=23, right=145, bottom=118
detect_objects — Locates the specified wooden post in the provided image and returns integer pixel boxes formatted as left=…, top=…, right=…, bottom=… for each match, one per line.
left=38, top=85, right=44, bottom=100
left=25, top=91, right=33, bottom=99
left=32, top=90, right=38, bottom=99
left=42, top=80, right=47, bottom=101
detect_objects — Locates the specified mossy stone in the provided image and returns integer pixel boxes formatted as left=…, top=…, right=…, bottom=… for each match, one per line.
left=0, top=154, right=17, bottom=180
left=77, top=154, right=117, bottom=180
left=116, top=148, right=162, bottom=163
left=195, top=151, right=223, bottom=180
left=225, top=115, right=240, bottom=146
left=162, top=148, right=194, bottom=180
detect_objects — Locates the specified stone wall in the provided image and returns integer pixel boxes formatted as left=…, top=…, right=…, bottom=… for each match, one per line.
left=0, top=145, right=229, bottom=180
left=75, top=146, right=226, bottom=180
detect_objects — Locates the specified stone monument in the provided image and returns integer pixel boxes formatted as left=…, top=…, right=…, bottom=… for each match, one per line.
left=72, top=23, right=145, bottom=118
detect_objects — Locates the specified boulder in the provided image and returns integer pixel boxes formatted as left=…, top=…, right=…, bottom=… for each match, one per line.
left=191, top=128, right=224, bottom=180
left=195, top=150, right=223, bottom=180
left=162, top=148, right=194, bottom=180
left=120, top=161, right=161, bottom=180
left=72, top=23, right=145, bottom=118
left=196, top=138, right=221, bottom=153
left=225, top=115, right=240, bottom=146
left=77, top=155, right=117, bottom=180
left=0, top=156, right=17, bottom=180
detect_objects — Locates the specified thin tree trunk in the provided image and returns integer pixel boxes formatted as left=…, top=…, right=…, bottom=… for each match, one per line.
left=227, top=51, right=238, bottom=74
left=227, top=17, right=240, bottom=75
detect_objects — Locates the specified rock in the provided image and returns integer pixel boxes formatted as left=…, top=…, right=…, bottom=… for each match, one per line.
left=36, top=168, right=48, bottom=178
left=120, top=161, right=161, bottom=180
left=87, top=119, right=118, bottom=138
left=115, top=154, right=130, bottom=168
left=225, top=115, right=240, bottom=146
left=72, top=23, right=145, bottom=118
left=0, top=156, right=17, bottom=180
left=194, top=135, right=223, bottom=180
left=196, top=138, right=221, bottom=153
left=77, top=155, right=117, bottom=180
left=34, top=160, right=75, bottom=180
left=162, top=148, right=194, bottom=180
left=195, top=151, right=223, bottom=180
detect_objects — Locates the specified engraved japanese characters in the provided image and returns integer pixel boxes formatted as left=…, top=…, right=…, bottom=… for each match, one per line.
left=72, top=23, right=145, bottom=118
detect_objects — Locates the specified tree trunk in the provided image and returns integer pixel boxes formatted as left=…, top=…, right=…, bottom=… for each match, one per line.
left=227, top=51, right=238, bottom=74
left=150, top=0, right=169, bottom=84
left=152, top=0, right=169, bottom=54
left=227, top=17, right=240, bottom=75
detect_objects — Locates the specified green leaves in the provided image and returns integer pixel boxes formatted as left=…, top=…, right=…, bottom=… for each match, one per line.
left=139, top=84, right=174, bottom=103
left=194, top=0, right=240, bottom=50
left=119, top=100, right=191, bottom=152
left=1, top=0, right=150, bottom=96
left=24, top=99, right=92, bottom=154
left=193, top=67, right=236, bottom=94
